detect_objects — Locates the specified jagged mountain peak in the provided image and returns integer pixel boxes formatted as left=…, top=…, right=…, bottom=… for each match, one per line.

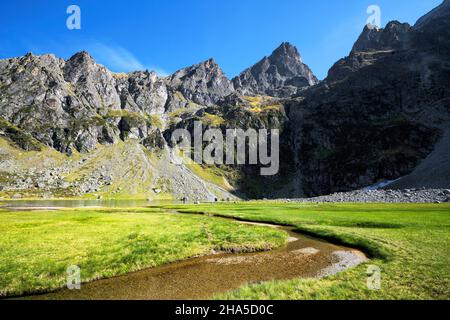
left=232, top=42, right=318, bottom=98
left=327, top=20, right=412, bottom=82
left=351, top=20, right=411, bottom=53
left=63, top=51, right=114, bottom=87
left=5, top=51, right=61, bottom=65
left=68, top=50, right=93, bottom=61
left=364, top=23, right=380, bottom=31
left=203, top=57, right=219, bottom=66
left=167, top=58, right=234, bottom=106
left=171, top=57, right=225, bottom=79
left=64, top=51, right=98, bottom=71
left=271, top=42, right=303, bottom=63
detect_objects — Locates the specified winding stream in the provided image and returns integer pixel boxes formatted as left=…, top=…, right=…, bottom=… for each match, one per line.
left=2, top=202, right=368, bottom=300
left=22, top=212, right=367, bottom=300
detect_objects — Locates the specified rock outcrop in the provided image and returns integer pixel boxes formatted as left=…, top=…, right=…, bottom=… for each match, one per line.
left=232, top=42, right=318, bottom=97
left=167, top=58, right=234, bottom=107
left=327, top=21, right=412, bottom=82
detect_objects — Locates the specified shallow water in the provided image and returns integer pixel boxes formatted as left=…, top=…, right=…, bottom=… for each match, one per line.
left=26, top=220, right=367, bottom=300
left=0, top=199, right=175, bottom=210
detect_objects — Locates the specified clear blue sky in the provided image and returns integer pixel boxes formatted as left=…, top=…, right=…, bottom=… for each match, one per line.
left=0, top=0, right=442, bottom=79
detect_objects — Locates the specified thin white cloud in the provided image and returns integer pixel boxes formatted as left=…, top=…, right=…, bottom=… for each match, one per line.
left=89, top=43, right=168, bottom=76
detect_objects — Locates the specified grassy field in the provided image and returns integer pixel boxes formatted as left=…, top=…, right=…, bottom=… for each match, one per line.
left=1, top=202, right=448, bottom=300
left=0, top=207, right=287, bottom=297
left=166, top=202, right=450, bottom=300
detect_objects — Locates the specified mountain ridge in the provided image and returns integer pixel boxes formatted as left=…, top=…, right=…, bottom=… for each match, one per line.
left=232, top=42, right=318, bottom=97
left=1, top=1, right=449, bottom=200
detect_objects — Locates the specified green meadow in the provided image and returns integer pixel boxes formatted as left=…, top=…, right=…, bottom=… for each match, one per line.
left=167, top=202, right=450, bottom=300
left=0, top=202, right=449, bottom=300
left=0, top=207, right=286, bottom=297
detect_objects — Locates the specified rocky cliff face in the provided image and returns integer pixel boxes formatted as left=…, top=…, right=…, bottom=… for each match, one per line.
left=287, top=0, right=450, bottom=196
left=0, top=52, right=121, bottom=154
left=232, top=42, right=318, bottom=97
left=0, top=1, right=449, bottom=200
left=327, top=21, right=412, bottom=82
left=0, top=42, right=308, bottom=157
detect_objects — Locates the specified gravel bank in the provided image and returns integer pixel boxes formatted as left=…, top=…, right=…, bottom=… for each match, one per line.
left=294, top=189, right=450, bottom=204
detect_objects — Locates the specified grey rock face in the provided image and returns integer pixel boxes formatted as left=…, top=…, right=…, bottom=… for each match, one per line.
left=287, top=2, right=450, bottom=196
left=0, top=42, right=317, bottom=156
left=116, top=71, right=168, bottom=115
left=0, top=52, right=98, bottom=153
left=63, top=51, right=121, bottom=113
left=352, top=21, right=411, bottom=53
left=167, top=58, right=234, bottom=106
left=327, top=21, right=411, bottom=82
left=232, top=42, right=318, bottom=98
left=0, top=52, right=170, bottom=153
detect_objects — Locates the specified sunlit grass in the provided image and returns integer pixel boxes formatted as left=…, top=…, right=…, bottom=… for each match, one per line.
left=166, top=202, right=450, bottom=300
left=0, top=207, right=286, bottom=297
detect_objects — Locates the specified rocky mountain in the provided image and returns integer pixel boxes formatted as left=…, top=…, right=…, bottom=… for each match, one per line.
left=0, top=1, right=449, bottom=200
left=167, top=58, right=234, bottom=107
left=327, top=21, right=412, bottom=82
left=232, top=42, right=318, bottom=97
left=287, top=0, right=450, bottom=196
left=414, top=0, right=450, bottom=30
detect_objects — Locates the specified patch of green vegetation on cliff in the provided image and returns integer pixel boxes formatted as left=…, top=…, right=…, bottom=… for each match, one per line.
left=0, top=117, right=42, bottom=151
left=169, top=107, right=197, bottom=119
left=174, top=91, right=187, bottom=101
left=146, top=114, right=163, bottom=129
left=242, top=95, right=274, bottom=107
left=249, top=104, right=283, bottom=114
left=71, top=114, right=107, bottom=130
left=104, top=110, right=164, bottom=129
left=0, top=172, right=11, bottom=185
left=187, top=162, right=234, bottom=192
left=200, top=113, right=225, bottom=127
left=105, top=109, right=146, bottom=127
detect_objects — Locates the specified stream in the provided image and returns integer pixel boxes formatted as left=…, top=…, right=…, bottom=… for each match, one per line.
left=2, top=201, right=368, bottom=300
left=20, top=211, right=367, bottom=300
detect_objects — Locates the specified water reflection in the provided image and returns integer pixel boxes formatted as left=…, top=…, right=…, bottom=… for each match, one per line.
left=0, top=199, right=178, bottom=210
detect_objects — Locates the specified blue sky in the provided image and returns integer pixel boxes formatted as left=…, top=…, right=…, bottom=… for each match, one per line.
left=0, top=0, right=442, bottom=79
